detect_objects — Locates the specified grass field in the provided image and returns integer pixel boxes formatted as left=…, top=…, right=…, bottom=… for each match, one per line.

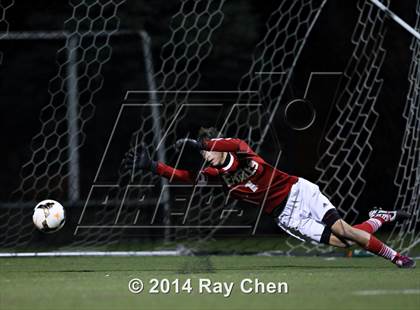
left=1, top=256, right=419, bottom=310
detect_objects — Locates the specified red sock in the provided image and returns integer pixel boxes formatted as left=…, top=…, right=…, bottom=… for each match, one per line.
left=353, top=218, right=384, bottom=234
left=365, top=235, right=399, bottom=261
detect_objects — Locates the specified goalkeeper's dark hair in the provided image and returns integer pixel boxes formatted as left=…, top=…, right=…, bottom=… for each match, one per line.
left=197, top=127, right=224, bottom=141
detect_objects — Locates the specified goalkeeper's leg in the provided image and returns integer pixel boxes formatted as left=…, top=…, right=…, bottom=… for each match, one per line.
left=276, top=178, right=415, bottom=268
left=328, top=219, right=415, bottom=268
left=322, top=209, right=415, bottom=268
left=276, top=209, right=415, bottom=268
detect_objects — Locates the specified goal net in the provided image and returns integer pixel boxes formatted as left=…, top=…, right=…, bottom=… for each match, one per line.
left=1, top=0, right=419, bottom=256
left=387, top=0, right=420, bottom=254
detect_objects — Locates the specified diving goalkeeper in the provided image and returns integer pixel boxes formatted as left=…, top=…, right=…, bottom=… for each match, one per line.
left=124, top=127, right=415, bottom=268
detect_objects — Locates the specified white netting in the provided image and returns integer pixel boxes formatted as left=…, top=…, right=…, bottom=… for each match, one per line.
left=73, top=0, right=329, bottom=246
left=0, top=0, right=14, bottom=64
left=168, top=0, right=329, bottom=242
left=316, top=0, right=387, bottom=223
left=387, top=0, right=420, bottom=253
left=3, top=0, right=419, bottom=255
left=73, top=0, right=228, bottom=245
left=284, top=0, right=389, bottom=254
left=0, top=0, right=126, bottom=247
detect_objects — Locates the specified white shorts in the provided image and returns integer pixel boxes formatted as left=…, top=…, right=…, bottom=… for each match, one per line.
left=275, top=178, right=336, bottom=243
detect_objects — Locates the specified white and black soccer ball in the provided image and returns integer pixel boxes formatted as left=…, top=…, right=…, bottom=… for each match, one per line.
left=33, top=200, right=66, bottom=233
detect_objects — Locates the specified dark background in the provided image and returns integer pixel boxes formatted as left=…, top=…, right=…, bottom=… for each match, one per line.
left=0, top=0, right=416, bottom=219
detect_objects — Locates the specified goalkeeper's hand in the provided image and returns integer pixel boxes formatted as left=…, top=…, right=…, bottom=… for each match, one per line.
left=122, top=144, right=157, bottom=173
left=174, top=138, right=203, bottom=152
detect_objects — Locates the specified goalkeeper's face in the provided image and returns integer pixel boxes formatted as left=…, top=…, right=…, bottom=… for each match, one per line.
left=201, top=150, right=227, bottom=166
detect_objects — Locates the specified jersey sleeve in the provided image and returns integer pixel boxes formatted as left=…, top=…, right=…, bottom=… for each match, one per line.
left=155, top=162, right=197, bottom=183
left=202, top=138, right=254, bottom=154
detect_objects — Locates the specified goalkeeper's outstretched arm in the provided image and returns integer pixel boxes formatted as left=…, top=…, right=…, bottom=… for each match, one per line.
left=155, top=161, right=197, bottom=183
left=123, top=144, right=197, bottom=183
left=123, top=137, right=253, bottom=183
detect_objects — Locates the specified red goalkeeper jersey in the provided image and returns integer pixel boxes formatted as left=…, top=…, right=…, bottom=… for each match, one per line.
left=155, top=138, right=298, bottom=214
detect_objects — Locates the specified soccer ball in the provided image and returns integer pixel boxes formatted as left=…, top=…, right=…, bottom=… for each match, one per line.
left=33, top=200, right=66, bottom=233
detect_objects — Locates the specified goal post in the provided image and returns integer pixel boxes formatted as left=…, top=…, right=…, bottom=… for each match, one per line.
left=370, top=0, right=420, bottom=41
left=0, top=28, right=166, bottom=248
